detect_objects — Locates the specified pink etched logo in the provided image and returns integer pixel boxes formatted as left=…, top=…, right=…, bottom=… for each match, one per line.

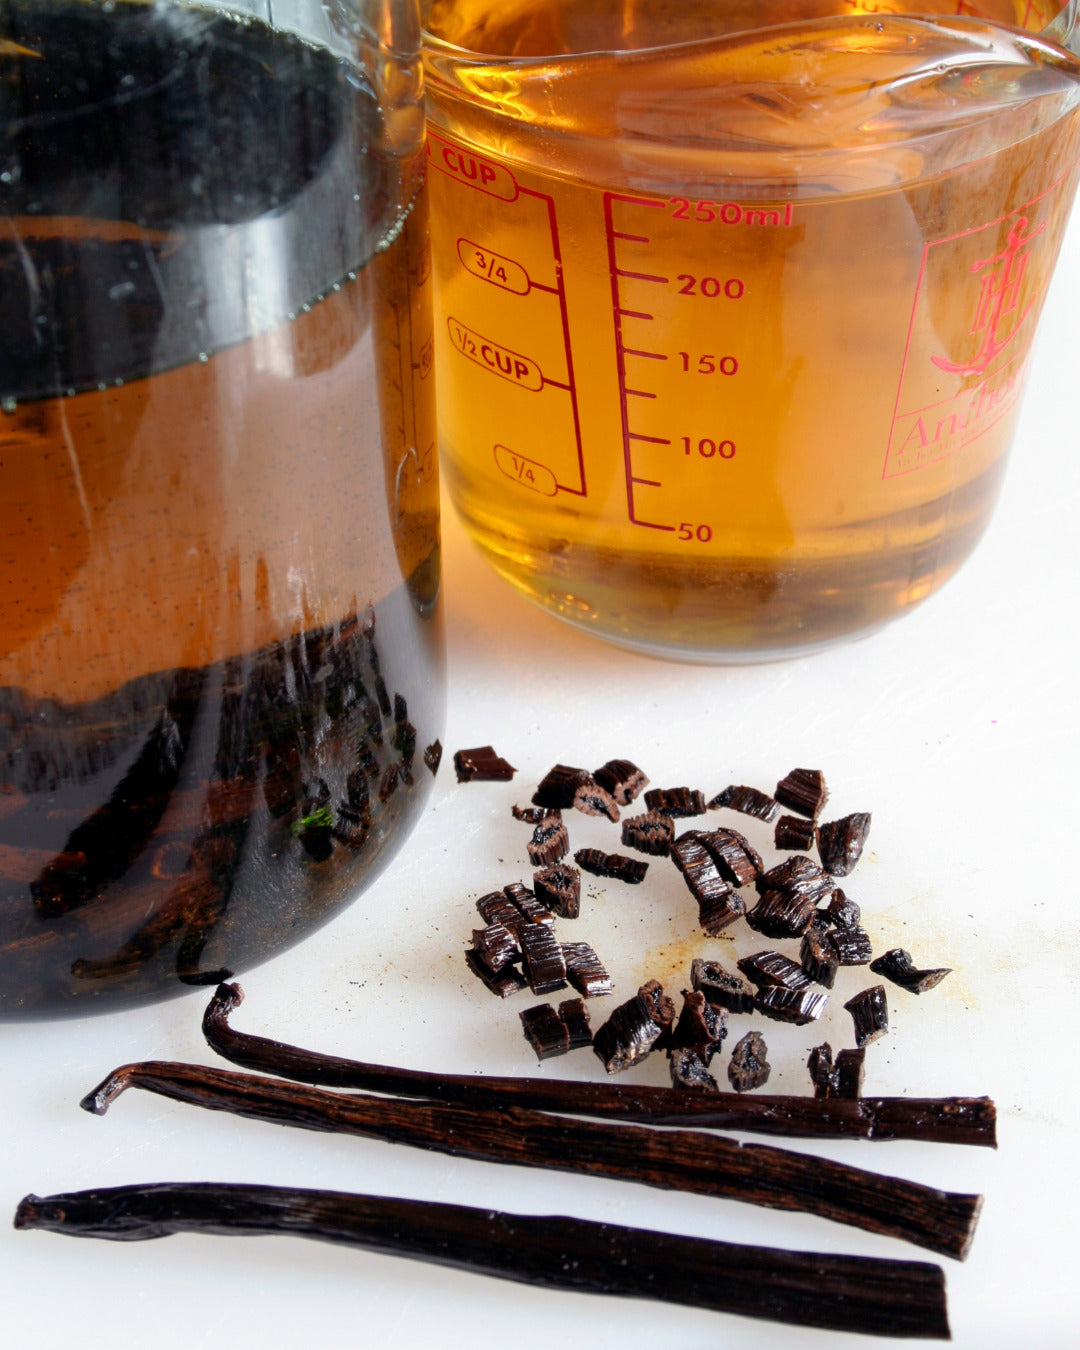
left=883, top=177, right=1070, bottom=480
left=930, top=215, right=1045, bottom=378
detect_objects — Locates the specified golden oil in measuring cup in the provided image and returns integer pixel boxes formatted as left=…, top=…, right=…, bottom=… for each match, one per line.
left=423, top=0, right=1080, bottom=659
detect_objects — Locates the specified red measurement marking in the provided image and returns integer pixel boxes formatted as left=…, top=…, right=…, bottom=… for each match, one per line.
left=616, top=269, right=668, bottom=284
left=428, top=132, right=518, bottom=201
left=433, top=128, right=587, bottom=496
left=606, top=191, right=679, bottom=528
left=517, top=185, right=586, bottom=495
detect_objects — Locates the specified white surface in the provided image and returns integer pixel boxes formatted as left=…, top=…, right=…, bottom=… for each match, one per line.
left=2, top=205, right=1079, bottom=1350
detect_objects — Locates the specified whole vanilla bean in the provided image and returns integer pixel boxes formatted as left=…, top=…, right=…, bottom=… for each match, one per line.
left=203, top=983, right=996, bottom=1147
left=80, top=1060, right=981, bottom=1260
left=14, top=1182, right=949, bottom=1338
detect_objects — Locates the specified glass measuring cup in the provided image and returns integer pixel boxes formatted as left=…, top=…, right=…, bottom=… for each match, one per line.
left=423, top=0, right=1080, bottom=660
left=0, top=0, right=442, bottom=1017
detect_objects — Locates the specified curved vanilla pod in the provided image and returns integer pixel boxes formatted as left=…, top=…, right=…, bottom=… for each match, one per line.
left=202, top=982, right=996, bottom=1147
left=15, top=1182, right=950, bottom=1339
left=80, top=1060, right=982, bottom=1260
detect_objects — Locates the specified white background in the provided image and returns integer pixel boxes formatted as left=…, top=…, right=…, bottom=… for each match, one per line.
left=2, top=195, right=1078, bottom=1350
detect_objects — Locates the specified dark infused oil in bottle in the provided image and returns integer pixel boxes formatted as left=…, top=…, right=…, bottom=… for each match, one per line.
left=0, top=1, right=443, bottom=1016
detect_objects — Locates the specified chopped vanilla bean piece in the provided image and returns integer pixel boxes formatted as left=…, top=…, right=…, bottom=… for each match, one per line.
left=801, top=925, right=840, bottom=988
left=593, top=759, right=649, bottom=805
left=697, top=827, right=763, bottom=887
left=574, top=848, right=648, bottom=884
left=558, top=998, right=594, bottom=1050
left=672, top=989, right=728, bottom=1059
left=476, top=891, right=526, bottom=931
left=845, top=985, right=890, bottom=1046
left=454, top=746, right=516, bottom=782
left=464, top=951, right=528, bottom=998
left=831, top=926, right=874, bottom=966
left=592, top=994, right=663, bottom=1073
left=691, top=958, right=756, bottom=1015
left=755, top=987, right=828, bottom=1025
left=643, top=786, right=707, bottom=817
left=737, top=951, right=812, bottom=991
left=698, top=887, right=747, bottom=934
left=870, top=949, right=952, bottom=994
left=638, top=979, right=677, bottom=1047
left=512, top=804, right=559, bottom=824
left=527, top=816, right=569, bottom=867
left=817, top=813, right=872, bottom=877
left=533, top=764, right=593, bottom=808
left=746, top=888, right=818, bottom=938
left=671, top=832, right=744, bottom=934
left=808, top=1044, right=838, bottom=1098
left=755, top=855, right=836, bottom=905
left=472, top=924, right=519, bottom=971
left=533, top=863, right=581, bottom=919
left=573, top=780, right=621, bottom=821
left=774, top=769, right=828, bottom=819
left=621, top=810, right=675, bottom=856
left=836, top=1048, right=867, bottom=1098
left=670, top=1048, right=719, bottom=1092
left=823, top=889, right=862, bottom=928
left=728, top=1031, right=771, bottom=1092
left=708, top=784, right=779, bottom=822
left=774, top=814, right=816, bottom=851
left=562, top=942, right=613, bottom=998
left=520, top=1003, right=571, bottom=1060
left=518, top=923, right=568, bottom=995
left=503, top=882, right=556, bottom=929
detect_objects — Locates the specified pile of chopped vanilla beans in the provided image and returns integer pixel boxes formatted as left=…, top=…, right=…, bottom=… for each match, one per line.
left=15, top=756, right=985, bottom=1342
left=459, top=754, right=951, bottom=1097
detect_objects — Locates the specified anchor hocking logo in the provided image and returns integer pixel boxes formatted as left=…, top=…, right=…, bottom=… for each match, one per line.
left=884, top=196, right=1058, bottom=480
left=931, top=213, right=1046, bottom=378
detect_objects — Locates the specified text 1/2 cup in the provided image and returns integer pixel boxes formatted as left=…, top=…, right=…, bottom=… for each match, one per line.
left=423, top=0, right=1080, bottom=660
left=0, top=0, right=442, bottom=1017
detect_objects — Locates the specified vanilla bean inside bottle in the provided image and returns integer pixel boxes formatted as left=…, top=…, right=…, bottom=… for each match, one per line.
left=0, top=0, right=443, bottom=1017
